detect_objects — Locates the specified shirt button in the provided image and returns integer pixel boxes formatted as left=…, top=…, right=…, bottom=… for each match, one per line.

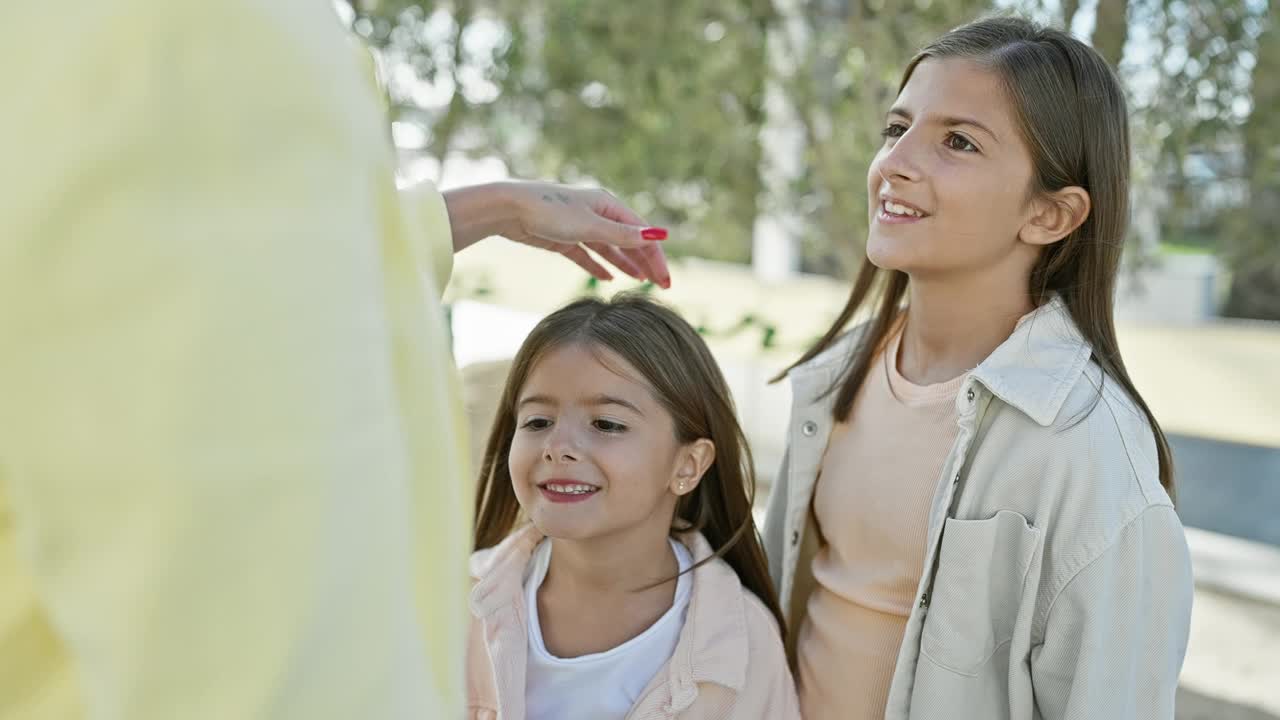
left=791, top=530, right=800, bottom=546
left=801, top=420, right=818, bottom=437
left=966, top=388, right=975, bottom=402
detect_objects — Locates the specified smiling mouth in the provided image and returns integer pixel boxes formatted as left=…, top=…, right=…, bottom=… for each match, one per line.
left=537, top=481, right=601, bottom=503
left=879, top=198, right=929, bottom=219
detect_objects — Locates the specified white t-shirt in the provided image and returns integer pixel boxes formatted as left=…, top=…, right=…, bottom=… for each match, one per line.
left=524, top=537, right=693, bottom=720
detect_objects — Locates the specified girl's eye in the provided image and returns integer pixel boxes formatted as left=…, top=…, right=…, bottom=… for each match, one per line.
left=945, top=133, right=979, bottom=152
left=881, top=123, right=908, bottom=139
left=520, top=417, right=552, bottom=431
left=592, top=419, right=628, bottom=434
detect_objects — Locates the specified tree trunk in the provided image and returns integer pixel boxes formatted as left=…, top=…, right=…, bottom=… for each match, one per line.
left=1224, top=13, right=1280, bottom=320
left=1092, top=0, right=1129, bottom=67
left=1062, top=0, right=1082, bottom=31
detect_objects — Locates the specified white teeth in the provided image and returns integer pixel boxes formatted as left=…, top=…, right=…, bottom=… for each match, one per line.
left=883, top=200, right=922, bottom=217
left=545, top=483, right=598, bottom=495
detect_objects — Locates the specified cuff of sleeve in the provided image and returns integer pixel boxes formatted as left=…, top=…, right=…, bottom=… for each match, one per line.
left=404, top=181, right=454, bottom=295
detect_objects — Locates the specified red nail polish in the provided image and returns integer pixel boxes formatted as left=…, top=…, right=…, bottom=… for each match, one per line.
left=641, top=227, right=668, bottom=241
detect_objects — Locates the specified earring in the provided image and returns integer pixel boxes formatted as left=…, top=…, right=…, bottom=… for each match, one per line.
left=678, top=480, right=686, bottom=492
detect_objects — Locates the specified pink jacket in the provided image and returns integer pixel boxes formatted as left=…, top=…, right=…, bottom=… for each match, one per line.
left=466, top=525, right=801, bottom=719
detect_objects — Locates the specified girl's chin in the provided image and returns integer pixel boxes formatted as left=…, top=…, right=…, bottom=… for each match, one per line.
left=529, top=516, right=599, bottom=542
left=864, top=244, right=910, bottom=272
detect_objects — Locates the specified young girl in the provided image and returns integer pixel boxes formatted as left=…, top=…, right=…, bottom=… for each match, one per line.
left=466, top=294, right=800, bottom=719
left=763, top=16, right=1194, bottom=720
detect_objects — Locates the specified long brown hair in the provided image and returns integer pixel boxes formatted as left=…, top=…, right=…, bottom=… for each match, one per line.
left=775, top=16, right=1175, bottom=496
left=474, top=292, right=786, bottom=631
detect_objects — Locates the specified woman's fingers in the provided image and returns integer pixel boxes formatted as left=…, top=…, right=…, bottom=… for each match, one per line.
left=630, top=245, right=671, bottom=289
left=557, top=244, right=614, bottom=281
left=579, top=213, right=666, bottom=249
left=586, top=242, right=647, bottom=281
left=591, top=189, right=649, bottom=228
left=584, top=190, right=670, bottom=286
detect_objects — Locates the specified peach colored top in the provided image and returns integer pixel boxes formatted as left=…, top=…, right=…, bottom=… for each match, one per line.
left=797, top=328, right=965, bottom=720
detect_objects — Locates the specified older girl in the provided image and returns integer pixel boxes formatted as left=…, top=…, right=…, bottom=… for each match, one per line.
left=765, top=16, right=1194, bottom=720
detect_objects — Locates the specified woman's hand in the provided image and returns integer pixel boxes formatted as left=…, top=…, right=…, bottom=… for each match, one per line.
left=444, top=181, right=671, bottom=288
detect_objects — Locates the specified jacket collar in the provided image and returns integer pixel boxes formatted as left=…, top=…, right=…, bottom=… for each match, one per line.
left=469, top=523, right=543, bottom=619
left=467, top=525, right=541, bottom=720
left=788, top=296, right=1093, bottom=427
left=659, top=529, right=750, bottom=712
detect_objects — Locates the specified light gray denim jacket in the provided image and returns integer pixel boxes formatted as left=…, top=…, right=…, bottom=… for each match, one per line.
left=763, top=297, right=1194, bottom=719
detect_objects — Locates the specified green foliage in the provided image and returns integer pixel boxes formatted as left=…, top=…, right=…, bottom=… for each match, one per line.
left=349, top=0, right=771, bottom=264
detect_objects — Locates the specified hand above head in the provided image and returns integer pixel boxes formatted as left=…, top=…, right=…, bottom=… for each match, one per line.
left=444, top=181, right=671, bottom=288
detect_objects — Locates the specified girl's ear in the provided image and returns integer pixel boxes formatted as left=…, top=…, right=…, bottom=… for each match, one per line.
left=670, top=439, right=716, bottom=496
left=1019, top=186, right=1090, bottom=247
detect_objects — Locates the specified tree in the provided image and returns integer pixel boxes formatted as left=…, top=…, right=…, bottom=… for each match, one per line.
left=1224, top=10, right=1280, bottom=320
left=1092, top=0, right=1130, bottom=67
left=346, top=0, right=773, bottom=264
left=341, top=1, right=498, bottom=168
left=1062, top=0, right=1083, bottom=29
left=1126, top=0, right=1275, bottom=318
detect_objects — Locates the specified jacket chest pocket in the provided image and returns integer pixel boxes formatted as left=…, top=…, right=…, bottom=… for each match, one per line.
left=920, top=509, right=1040, bottom=675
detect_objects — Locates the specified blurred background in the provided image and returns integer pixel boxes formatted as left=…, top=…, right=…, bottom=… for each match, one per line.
left=337, top=0, right=1278, bottom=716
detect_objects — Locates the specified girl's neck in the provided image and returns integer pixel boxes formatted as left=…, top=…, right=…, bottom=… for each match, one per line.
left=544, top=530, right=678, bottom=597
left=536, top=530, right=680, bottom=657
left=898, top=269, right=1037, bottom=386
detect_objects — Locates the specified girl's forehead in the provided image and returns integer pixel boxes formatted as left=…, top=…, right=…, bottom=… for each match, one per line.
left=519, top=343, right=657, bottom=405
left=896, top=58, right=1017, bottom=134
